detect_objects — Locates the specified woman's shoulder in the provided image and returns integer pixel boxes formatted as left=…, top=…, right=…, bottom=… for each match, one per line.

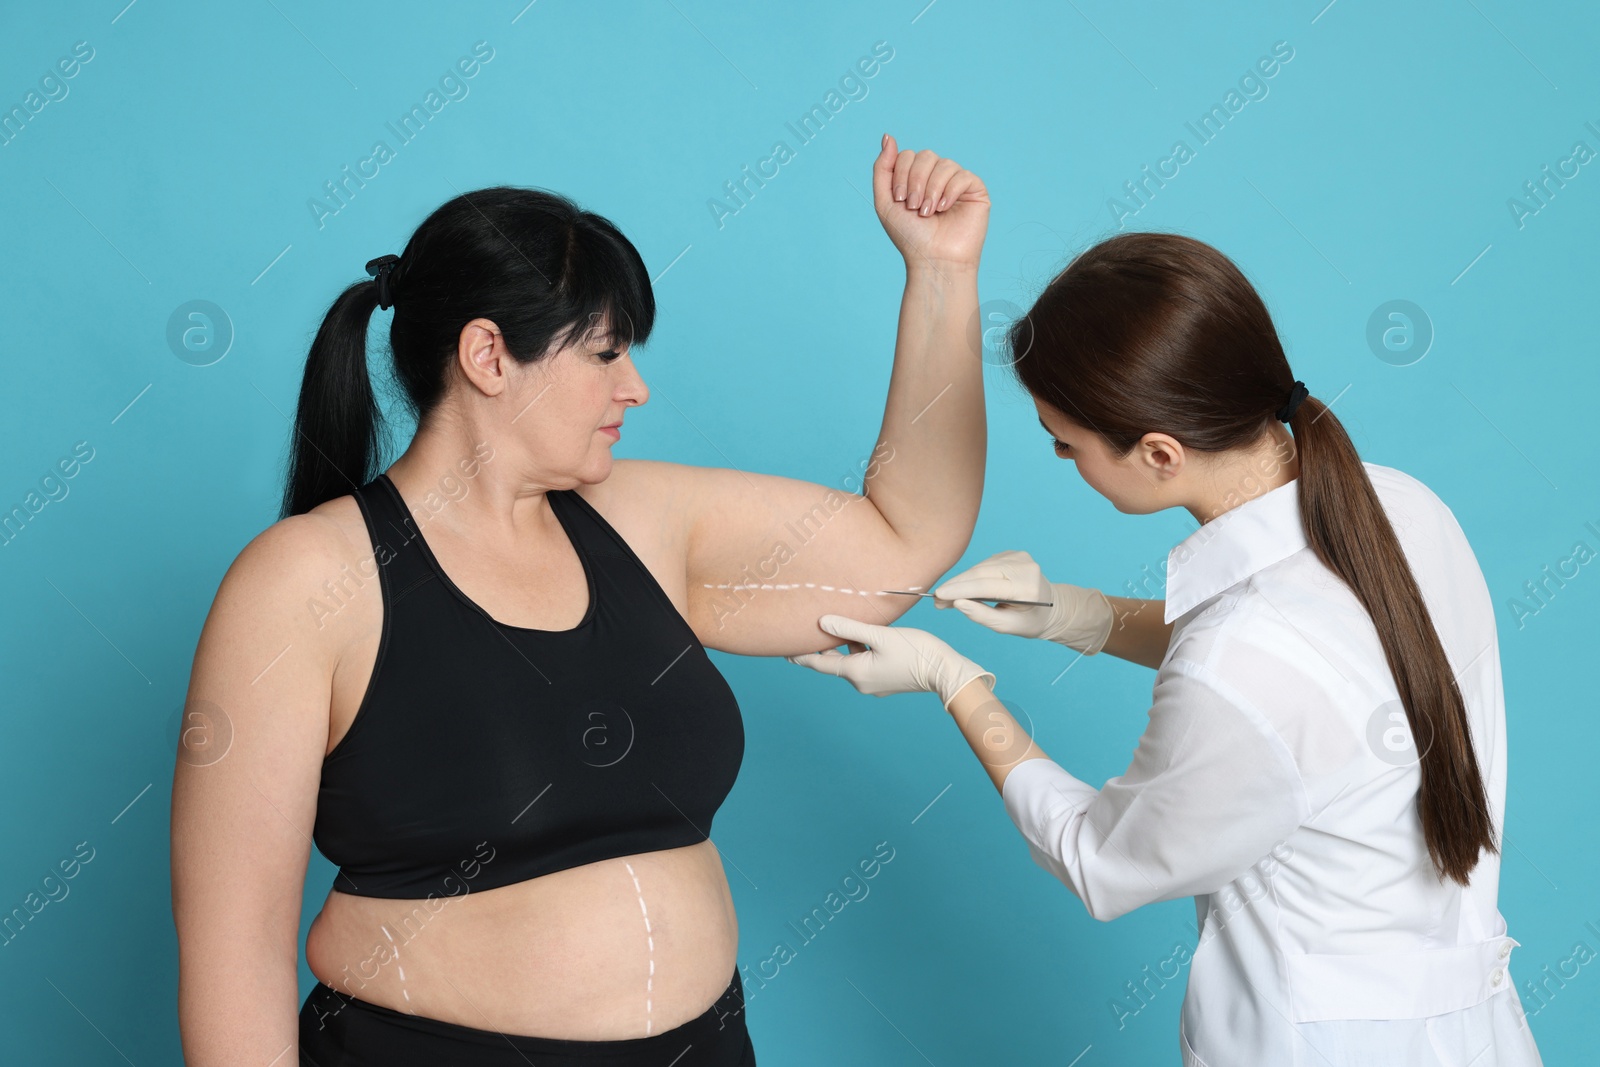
left=241, top=493, right=370, bottom=580
left=1361, top=460, right=1440, bottom=503
left=571, top=459, right=694, bottom=611
left=572, top=458, right=696, bottom=549
left=1358, top=461, right=1497, bottom=651
left=208, top=493, right=378, bottom=643
left=1360, top=462, right=1475, bottom=547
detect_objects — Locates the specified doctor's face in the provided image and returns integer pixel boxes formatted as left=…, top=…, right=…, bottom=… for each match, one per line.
left=1033, top=397, right=1172, bottom=515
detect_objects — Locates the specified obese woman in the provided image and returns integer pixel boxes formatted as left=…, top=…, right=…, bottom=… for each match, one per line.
left=170, top=135, right=991, bottom=1065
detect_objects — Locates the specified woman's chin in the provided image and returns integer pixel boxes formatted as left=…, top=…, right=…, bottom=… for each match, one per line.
left=1105, top=494, right=1152, bottom=515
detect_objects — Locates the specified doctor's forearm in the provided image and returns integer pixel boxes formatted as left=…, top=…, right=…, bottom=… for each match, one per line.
left=944, top=677, right=1050, bottom=794
left=862, top=263, right=985, bottom=564
left=1098, top=596, right=1173, bottom=669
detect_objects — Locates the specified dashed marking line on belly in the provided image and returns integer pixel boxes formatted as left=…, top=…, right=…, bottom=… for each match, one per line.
left=381, top=924, right=415, bottom=1011
left=624, top=861, right=654, bottom=1035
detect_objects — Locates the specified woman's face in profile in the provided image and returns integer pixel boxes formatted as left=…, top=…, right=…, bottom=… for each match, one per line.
left=1033, top=396, right=1164, bottom=515
left=485, top=314, right=649, bottom=488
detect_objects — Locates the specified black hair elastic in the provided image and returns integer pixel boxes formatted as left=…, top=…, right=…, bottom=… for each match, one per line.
left=365, top=254, right=401, bottom=310
left=1276, top=380, right=1309, bottom=423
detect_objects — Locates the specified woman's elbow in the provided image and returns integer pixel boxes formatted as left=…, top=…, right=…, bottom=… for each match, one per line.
left=1045, top=864, right=1141, bottom=922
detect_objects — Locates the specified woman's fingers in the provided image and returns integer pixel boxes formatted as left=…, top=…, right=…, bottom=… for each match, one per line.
left=937, top=551, right=1041, bottom=596
left=786, top=650, right=850, bottom=683
left=936, top=578, right=1014, bottom=602
left=818, top=613, right=886, bottom=646
left=905, top=150, right=941, bottom=210
left=872, top=133, right=898, bottom=207
left=787, top=639, right=872, bottom=686
left=937, top=556, right=1014, bottom=587
left=935, top=563, right=1017, bottom=597
left=892, top=149, right=917, bottom=203
left=919, top=158, right=962, bottom=217
left=947, top=601, right=1036, bottom=633
left=952, top=598, right=1021, bottom=631
left=937, top=172, right=977, bottom=211
left=871, top=139, right=989, bottom=268
left=878, top=139, right=974, bottom=215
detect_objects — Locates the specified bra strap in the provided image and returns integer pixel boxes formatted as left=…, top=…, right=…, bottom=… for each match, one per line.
left=350, top=473, right=436, bottom=595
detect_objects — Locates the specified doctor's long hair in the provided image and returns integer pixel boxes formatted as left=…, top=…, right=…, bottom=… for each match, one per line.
left=1008, top=232, right=1497, bottom=886
left=279, top=186, right=656, bottom=519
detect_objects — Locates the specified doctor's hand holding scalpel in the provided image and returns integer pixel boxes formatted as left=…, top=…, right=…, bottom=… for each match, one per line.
left=785, top=551, right=1120, bottom=787
left=930, top=549, right=1115, bottom=654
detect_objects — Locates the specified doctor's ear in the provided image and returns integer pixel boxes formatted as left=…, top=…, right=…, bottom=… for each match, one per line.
left=1134, top=431, right=1187, bottom=478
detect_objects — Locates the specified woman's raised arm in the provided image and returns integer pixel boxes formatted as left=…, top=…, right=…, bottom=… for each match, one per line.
left=671, top=136, right=991, bottom=658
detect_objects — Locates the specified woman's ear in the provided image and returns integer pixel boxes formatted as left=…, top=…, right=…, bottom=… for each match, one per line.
left=457, top=319, right=510, bottom=398
left=1135, top=431, right=1186, bottom=480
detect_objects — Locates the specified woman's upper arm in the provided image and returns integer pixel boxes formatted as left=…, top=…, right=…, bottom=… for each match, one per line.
left=171, top=514, right=343, bottom=976
left=607, top=458, right=962, bottom=658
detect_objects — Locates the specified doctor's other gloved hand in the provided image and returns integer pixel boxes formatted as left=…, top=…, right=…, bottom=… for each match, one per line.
left=934, top=550, right=1114, bottom=655
left=784, top=614, right=995, bottom=712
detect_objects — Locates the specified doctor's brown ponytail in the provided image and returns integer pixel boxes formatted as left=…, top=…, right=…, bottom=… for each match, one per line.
left=1006, top=231, right=1497, bottom=886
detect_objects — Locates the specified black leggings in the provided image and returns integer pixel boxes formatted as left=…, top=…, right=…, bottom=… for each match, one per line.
left=299, top=968, right=755, bottom=1066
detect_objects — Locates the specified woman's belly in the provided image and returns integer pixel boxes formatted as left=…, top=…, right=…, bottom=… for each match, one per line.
left=304, top=839, right=738, bottom=1040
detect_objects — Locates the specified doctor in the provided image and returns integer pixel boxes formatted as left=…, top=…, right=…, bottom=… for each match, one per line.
left=786, top=232, right=1544, bottom=1066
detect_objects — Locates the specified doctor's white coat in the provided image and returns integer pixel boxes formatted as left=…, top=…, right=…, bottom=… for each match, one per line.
left=1002, top=463, right=1544, bottom=1066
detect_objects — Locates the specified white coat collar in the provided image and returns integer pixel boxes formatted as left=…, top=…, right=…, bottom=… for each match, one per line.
left=1163, top=475, right=1307, bottom=624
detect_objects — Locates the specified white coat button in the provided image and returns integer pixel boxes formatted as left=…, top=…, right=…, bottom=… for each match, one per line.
left=1491, top=969, right=1504, bottom=986
left=1498, top=942, right=1512, bottom=960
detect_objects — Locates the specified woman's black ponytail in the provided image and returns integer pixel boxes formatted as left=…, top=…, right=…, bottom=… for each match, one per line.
left=277, top=186, right=657, bottom=519
left=278, top=276, right=391, bottom=519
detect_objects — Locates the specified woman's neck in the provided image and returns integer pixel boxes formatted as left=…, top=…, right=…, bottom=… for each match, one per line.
left=1186, top=423, right=1301, bottom=526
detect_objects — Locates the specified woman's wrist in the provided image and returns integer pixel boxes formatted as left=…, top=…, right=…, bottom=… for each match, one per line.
left=943, top=670, right=995, bottom=715
left=943, top=680, right=1049, bottom=792
left=905, top=257, right=979, bottom=283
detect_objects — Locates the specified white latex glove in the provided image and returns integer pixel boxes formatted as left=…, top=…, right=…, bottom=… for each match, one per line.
left=934, top=550, right=1113, bottom=655
left=785, top=614, right=996, bottom=712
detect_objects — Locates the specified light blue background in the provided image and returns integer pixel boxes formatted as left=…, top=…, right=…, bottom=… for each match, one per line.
left=2, top=1, right=1596, bottom=1062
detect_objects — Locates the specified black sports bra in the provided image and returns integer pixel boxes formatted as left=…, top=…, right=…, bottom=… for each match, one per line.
left=311, top=472, right=746, bottom=898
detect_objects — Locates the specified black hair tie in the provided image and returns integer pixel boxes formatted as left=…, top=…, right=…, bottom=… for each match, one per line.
left=1276, top=380, right=1309, bottom=423
left=365, top=254, right=401, bottom=310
